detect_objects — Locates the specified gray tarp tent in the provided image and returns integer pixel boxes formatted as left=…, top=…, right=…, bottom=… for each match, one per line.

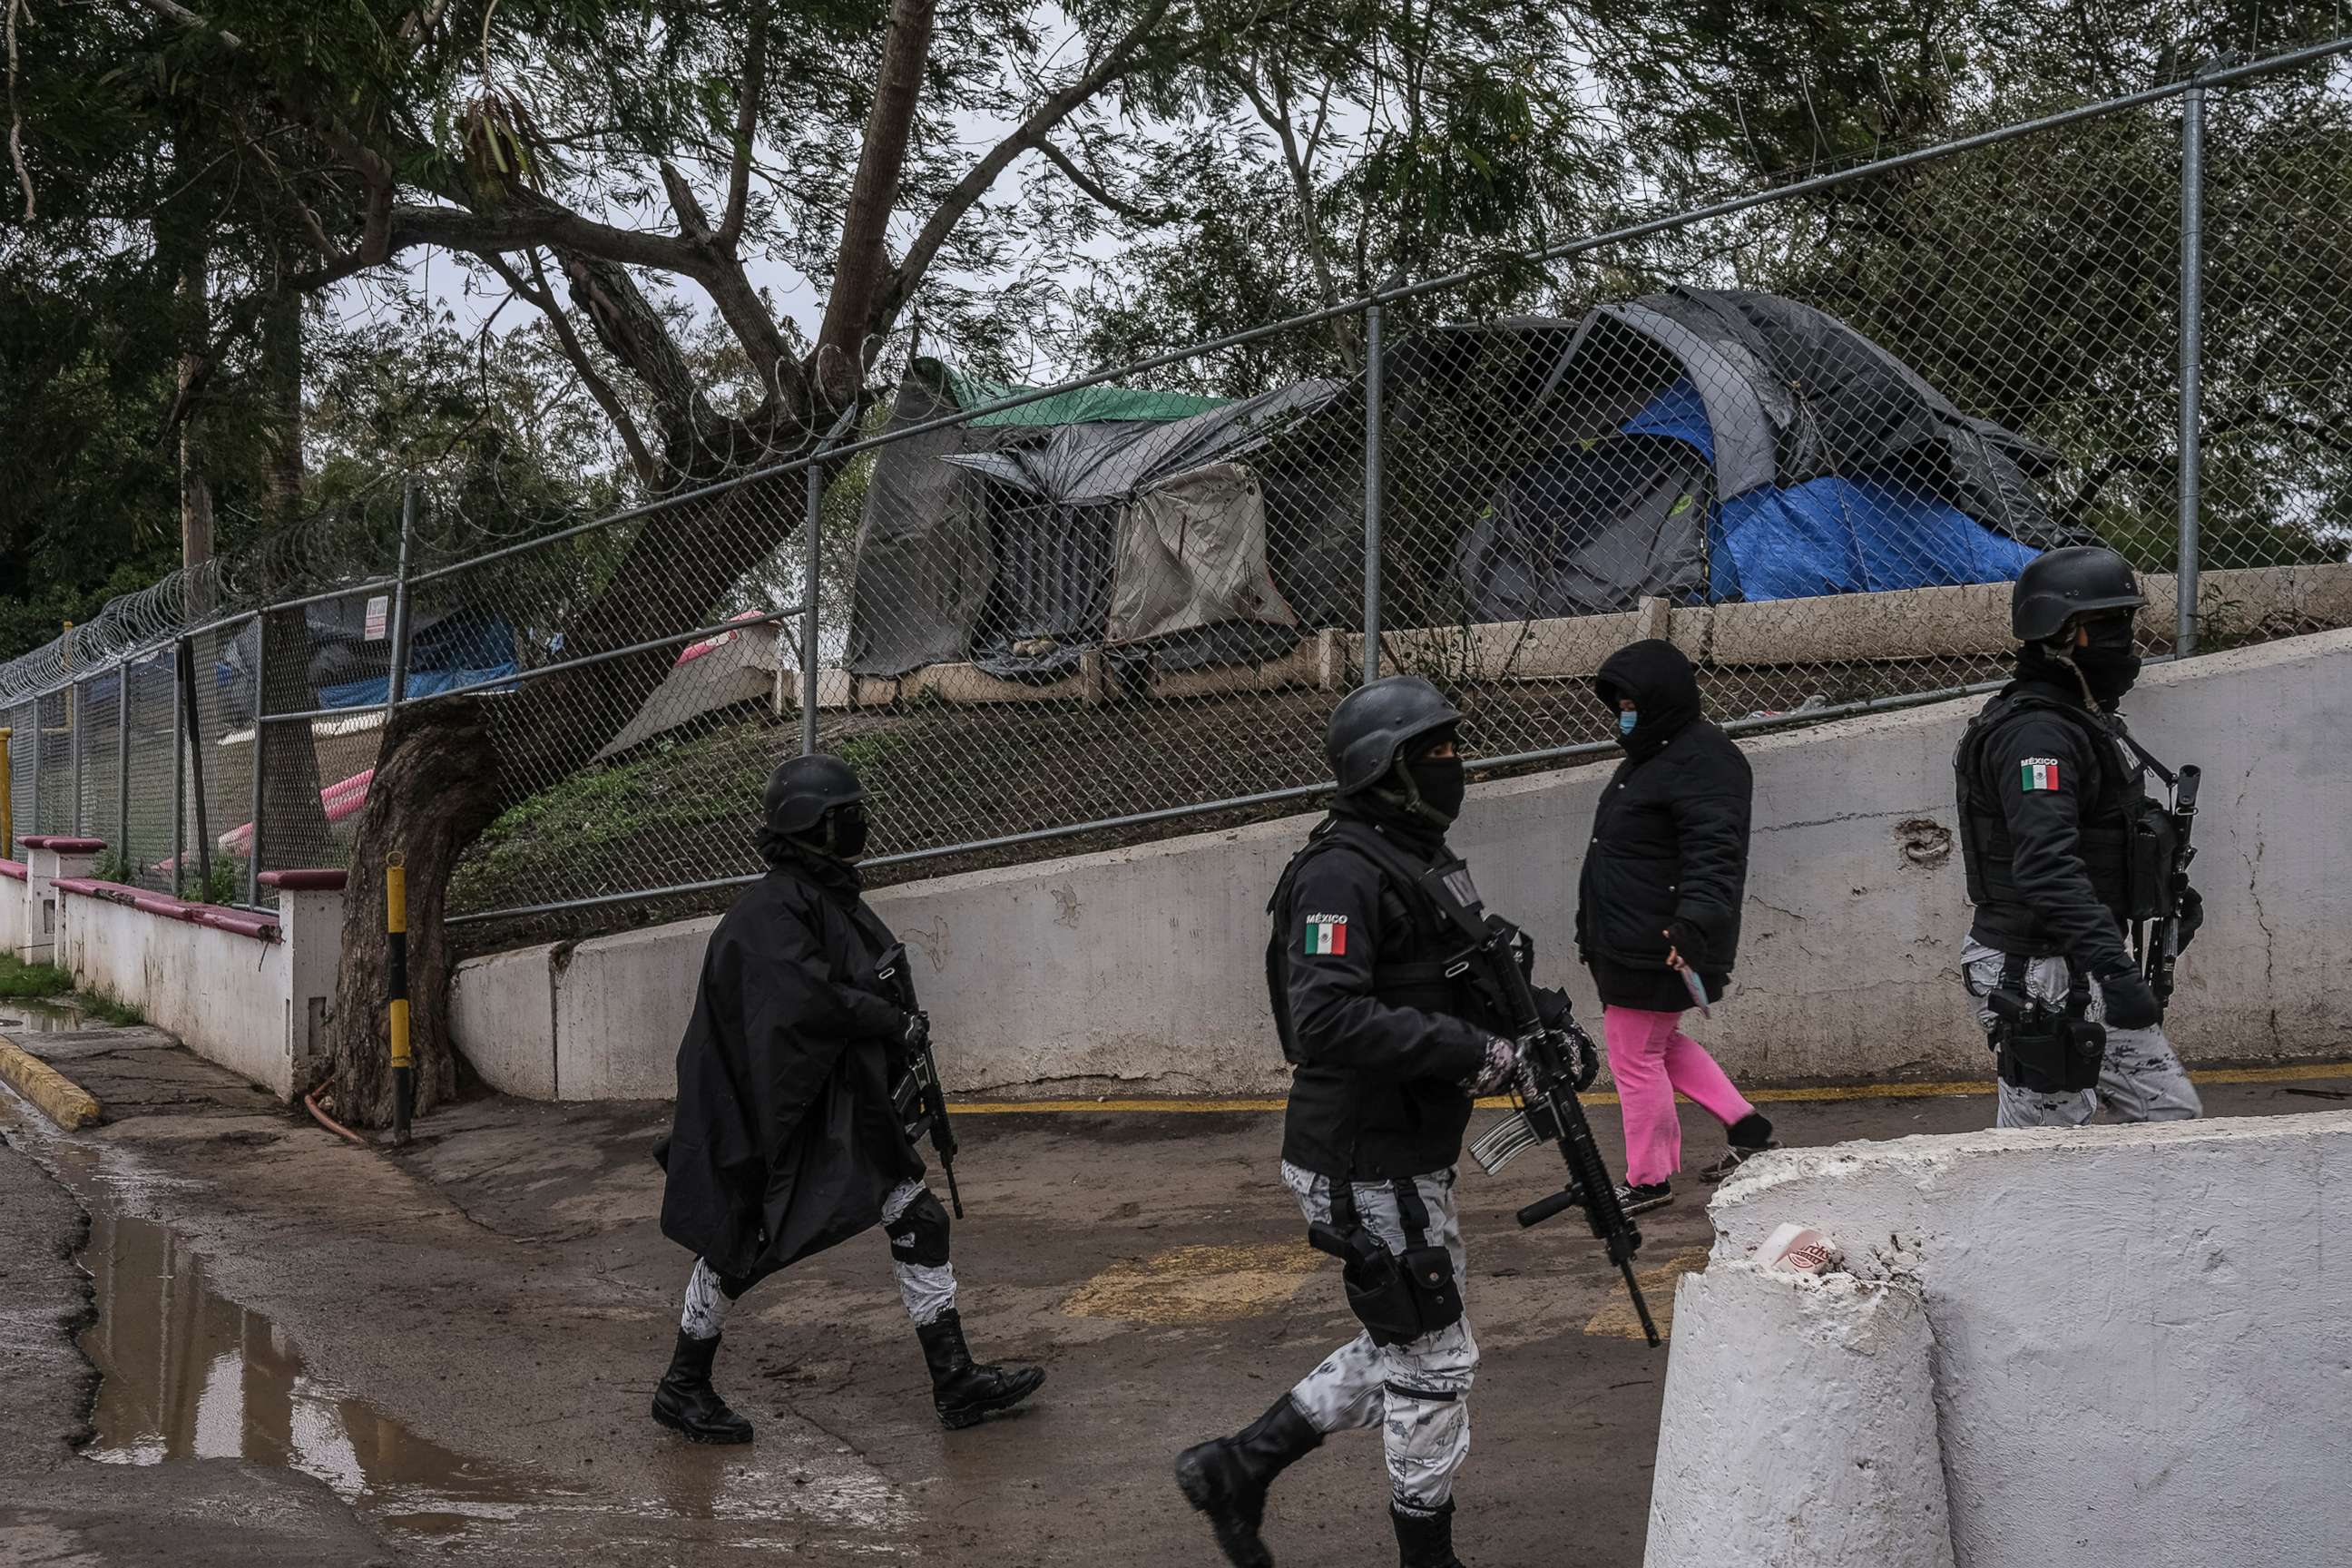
left=847, top=364, right=1347, bottom=677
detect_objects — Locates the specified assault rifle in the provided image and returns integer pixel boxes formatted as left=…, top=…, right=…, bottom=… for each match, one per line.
left=1463, top=916, right=1662, bottom=1348
left=2138, top=760, right=2201, bottom=1012
left=875, top=946, right=964, bottom=1218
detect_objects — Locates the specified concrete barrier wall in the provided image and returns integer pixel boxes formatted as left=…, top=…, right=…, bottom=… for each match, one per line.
left=51, top=878, right=344, bottom=1099
left=1685, top=1111, right=2352, bottom=1567
left=450, top=628, right=2352, bottom=1100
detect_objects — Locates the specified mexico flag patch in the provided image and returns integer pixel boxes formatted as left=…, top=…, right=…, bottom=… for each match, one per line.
left=2020, top=758, right=2063, bottom=791
left=1304, top=915, right=1348, bottom=956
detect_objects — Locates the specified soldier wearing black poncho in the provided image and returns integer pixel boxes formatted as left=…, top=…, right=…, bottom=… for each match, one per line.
left=650, top=754, right=1044, bottom=1444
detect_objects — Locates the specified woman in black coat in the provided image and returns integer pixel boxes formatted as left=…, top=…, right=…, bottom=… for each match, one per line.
left=1575, top=640, right=1776, bottom=1214
left=651, top=754, right=1043, bottom=1444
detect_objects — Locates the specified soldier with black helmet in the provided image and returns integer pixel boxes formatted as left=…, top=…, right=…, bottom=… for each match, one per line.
left=1955, top=545, right=2205, bottom=1127
left=650, top=753, right=1044, bottom=1444
left=1175, top=676, right=1571, bottom=1568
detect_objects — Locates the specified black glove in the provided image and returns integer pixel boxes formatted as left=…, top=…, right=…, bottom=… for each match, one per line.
left=1534, top=985, right=1573, bottom=1032
left=1663, top=919, right=1709, bottom=970
left=2098, top=968, right=2161, bottom=1030
left=900, top=1010, right=931, bottom=1052
left=2176, top=886, right=2204, bottom=952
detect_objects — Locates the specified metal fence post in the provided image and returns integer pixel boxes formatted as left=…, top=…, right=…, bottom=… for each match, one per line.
left=71, top=674, right=85, bottom=837
left=179, top=637, right=214, bottom=902
left=1362, top=297, right=1386, bottom=684
left=0, top=722, right=13, bottom=857
left=115, top=659, right=132, bottom=873
left=171, top=653, right=186, bottom=895
left=24, top=698, right=37, bottom=842
left=803, top=405, right=858, bottom=756
left=2176, top=74, right=2206, bottom=657
left=246, top=614, right=266, bottom=905
left=386, top=475, right=417, bottom=717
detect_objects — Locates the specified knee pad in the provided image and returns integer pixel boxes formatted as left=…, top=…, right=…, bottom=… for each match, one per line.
left=887, top=1190, right=952, bottom=1268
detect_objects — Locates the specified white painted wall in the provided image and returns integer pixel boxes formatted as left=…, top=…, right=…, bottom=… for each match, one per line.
left=448, top=628, right=2352, bottom=1100
left=14, top=842, right=99, bottom=965
left=1686, top=1111, right=2352, bottom=1568
left=0, top=867, right=25, bottom=956
left=53, top=884, right=343, bottom=1099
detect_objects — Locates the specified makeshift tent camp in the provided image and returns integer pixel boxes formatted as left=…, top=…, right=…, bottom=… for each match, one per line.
left=843, top=293, right=2085, bottom=680
left=846, top=361, right=1349, bottom=677
left=1455, top=289, right=2085, bottom=618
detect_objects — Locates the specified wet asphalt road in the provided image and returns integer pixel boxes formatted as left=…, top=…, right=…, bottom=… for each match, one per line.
left=4, top=1024, right=2349, bottom=1566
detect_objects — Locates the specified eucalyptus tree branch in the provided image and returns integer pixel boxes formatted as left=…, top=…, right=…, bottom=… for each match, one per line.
left=719, top=8, right=766, bottom=250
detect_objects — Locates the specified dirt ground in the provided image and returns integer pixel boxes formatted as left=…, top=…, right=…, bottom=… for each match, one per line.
left=4, top=1025, right=2348, bottom=1566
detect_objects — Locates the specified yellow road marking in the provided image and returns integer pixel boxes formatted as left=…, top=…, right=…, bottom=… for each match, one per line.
left=952, top=1060, right=2352, bottom=1115
left=1583, top=1247, right=1710, bottom=1342
left=1060, top=1241, right=1323, bottom=1326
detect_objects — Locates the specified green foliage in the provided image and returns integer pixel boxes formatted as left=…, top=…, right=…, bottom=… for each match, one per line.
left=178, top=857, right=246, bottom=906
left=89, top=849, right=135, bottom=886
left=73, top=987, right=146, bottom=1027
left=0, top=955, right=75, bottom=1000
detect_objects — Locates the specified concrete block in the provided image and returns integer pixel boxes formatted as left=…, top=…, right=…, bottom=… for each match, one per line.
left=450, top=942, right=559, bottom=1099
left=551, top=917, right=718, bottom=1100
left=1646, top=1260, right=1952, bottom=1568
left=1706, top=1112, right=2352, bottom=1568
left=1141, top=637, right=1326, bottom=701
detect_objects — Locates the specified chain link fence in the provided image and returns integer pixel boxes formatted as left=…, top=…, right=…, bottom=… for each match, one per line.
left=5, top=45, right=2348, bottom=953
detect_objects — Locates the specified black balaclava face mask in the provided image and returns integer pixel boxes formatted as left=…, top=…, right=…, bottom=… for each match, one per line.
left=2070, top=616, right=2142, bottom=706
left=822, top=802, right=871, bottom=860
left=1405, top=752, right=1466, bottom=826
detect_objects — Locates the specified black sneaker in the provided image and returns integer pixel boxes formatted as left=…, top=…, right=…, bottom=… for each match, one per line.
left=1614, top=1181, right=1672, bottom=1216
left=1698, top=1142, right=1778, bottom=1182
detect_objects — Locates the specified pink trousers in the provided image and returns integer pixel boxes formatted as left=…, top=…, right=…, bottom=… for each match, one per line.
left=1603, top=1005, right=1755, bottom=1187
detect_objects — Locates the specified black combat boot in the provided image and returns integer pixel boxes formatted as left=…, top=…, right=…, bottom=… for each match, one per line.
left=915, top=1309, right=1046, bottom=1429
left=1174, top=1394, right=1324, bottom=1568
left=652, top=1330, right=754, bottom=1445
left=1390, top=1500, right=1467, bottom=1568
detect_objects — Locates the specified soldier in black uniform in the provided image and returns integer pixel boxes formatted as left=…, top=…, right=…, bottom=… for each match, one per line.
left=1955, top=546, right=2205, bottom=1128
left=1175, top=676, right=1566, bottom=1568
left=651, top=754, right=1044, bottom=1443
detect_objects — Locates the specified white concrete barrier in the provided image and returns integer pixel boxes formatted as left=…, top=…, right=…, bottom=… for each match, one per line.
left=449, top=627, right=2352, bottom=1100
left=14, top=836, right=103, bottom=964
left=1680, top=1111, right=2352, bottom=1568
left=51, top=867, right=346, bottom=1099
left=1645, top=1260, right=1953, bottom=1568
left=0, top=856, right=27, bottom=956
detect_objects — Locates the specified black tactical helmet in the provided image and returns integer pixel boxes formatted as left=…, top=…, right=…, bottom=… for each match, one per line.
left=1327, top=676, right=1462, bottom=797
left=2012, top=545, right=2145, bottom=642
left=762, top=753, right=866, bottom=836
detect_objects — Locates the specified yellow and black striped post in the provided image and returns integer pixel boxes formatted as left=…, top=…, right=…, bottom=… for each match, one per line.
left=387, top=851, right=413, bottom=1144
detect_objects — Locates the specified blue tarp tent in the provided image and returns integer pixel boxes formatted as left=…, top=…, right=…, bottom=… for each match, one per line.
left=1457, top=289, right=2092, bottom=620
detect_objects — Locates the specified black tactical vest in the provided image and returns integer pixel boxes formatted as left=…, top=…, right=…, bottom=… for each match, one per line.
left=1265, top=819, right=1490, bottom=1065
left=1953, top=690, right=2143, bottom=924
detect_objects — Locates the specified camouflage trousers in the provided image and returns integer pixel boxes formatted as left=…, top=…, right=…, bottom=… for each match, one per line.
left=1962, top=939, right=2203, bottom=1128
left=1279, top=1161, right=1478, bottom=1515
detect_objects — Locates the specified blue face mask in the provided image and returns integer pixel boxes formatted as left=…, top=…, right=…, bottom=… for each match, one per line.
left=1618, top=710, right=1639, bottom=736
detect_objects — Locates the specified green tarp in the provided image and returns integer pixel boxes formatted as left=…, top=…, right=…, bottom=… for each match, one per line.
left=935, top=360, right=1229, bottom=427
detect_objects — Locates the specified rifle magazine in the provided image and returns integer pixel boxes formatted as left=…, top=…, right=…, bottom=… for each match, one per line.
left=1470, top=1110, right=1543, bottom=1175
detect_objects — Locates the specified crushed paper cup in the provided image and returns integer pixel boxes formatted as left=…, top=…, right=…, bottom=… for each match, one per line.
left=1759, top=1222, right=1842, bottom=1276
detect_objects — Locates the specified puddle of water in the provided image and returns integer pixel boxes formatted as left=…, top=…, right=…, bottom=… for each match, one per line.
left=0, top=996, right=83, bottom=1033
left=78, top=1205, right=575, bottom=1536
left=0, top=1085, right=916, bottom=1554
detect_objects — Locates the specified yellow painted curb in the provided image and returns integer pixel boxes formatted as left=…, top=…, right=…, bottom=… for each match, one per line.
left=0, top=1033, right=102, bottom=1130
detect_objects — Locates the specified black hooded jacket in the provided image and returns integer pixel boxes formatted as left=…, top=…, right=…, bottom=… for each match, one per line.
left=1575, top=640, right=1753, bottom=1010
left=657, top=840, right=923, bottom=1287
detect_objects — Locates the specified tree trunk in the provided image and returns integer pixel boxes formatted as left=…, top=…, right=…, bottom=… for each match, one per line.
left=324, top=699, right=502, bottom=1122
left=179, top=244, right=213, bottom=603
left=260, top=293, right=304, bottom=524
